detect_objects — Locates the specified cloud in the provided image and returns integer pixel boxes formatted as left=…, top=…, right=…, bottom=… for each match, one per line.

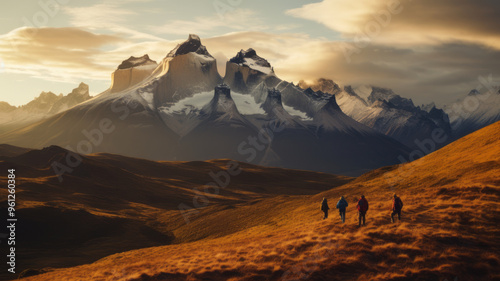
left=4, top=27, right=124, bottom=50
left=1, top=26, right=498, bottom=105
left=0, top=27, right=169, bottom=84
left=201, top=32, right=500, bottom=105
left=63, top=3, right=165, bottom=41
left=286, top=0, right=500, bottom=49
left=153, top=9, right=268, bottom=36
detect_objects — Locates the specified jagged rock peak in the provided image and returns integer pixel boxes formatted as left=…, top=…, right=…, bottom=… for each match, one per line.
left=201, top=84, right=241, bottom=118
left=324, top=94, right=342, bottom=111
left=368, top=87, right=415, bottom=110
left=262, top=88, right=284, bottom=115
left=229, top=48, right=273, bottom=74
left=167, top=34, right=213, bottom=58
left=303, top=87, right=330, bottom=101
left=117, top=54, right=157, bottom=70
left=230, top=48, right=270, bottom=66
left=214, top=83, right=231, bottom=99
left=38, top=91, right=59, bottom=99
left=266, top=88, right=282, bottom=105
left=70, top=83, right=89, bottom=96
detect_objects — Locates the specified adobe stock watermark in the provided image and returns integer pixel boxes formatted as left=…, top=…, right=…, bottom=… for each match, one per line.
left=214, top=0, right=244, bottom=20
left=179, top=106, right=289, bottom=224
left=51, top=99, right=140, bottom=182
left=340, top=0, right=409, bottom=63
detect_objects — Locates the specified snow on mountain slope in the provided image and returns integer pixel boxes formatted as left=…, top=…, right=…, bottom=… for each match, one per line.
left=0, top=35, right=412, bottom=175
left=199, top=83, right=252, bottom=124
left=161, top=90, right=265, bottom=117
left=151, top=34, right=222, bottom=106
left=224, top=48, right=279, bottom=93
left=301, top=80, right=453, bottom=150
left=242, top=84, right=410, bottom=174
left=444, top=88, right=500, bottom=140
left=313, top=93, right=372, bottom=135
left=250, top=88, right=323, bottom=170
left=177, top=84, right=262, bottom=162
left=260, top=88, right=304, bottom=128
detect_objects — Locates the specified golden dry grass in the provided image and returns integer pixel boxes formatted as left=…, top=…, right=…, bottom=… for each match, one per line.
left=6, top=122, right=500, bottom=280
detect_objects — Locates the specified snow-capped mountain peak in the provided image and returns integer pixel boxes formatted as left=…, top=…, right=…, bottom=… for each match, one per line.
left=0, top=35, right=415, bottom=176
left=150, top=34, right=222, bottom=106
left=229, top=48, right=273, bottom=75
left=367, top=87, right=416, bottom=112
left=444, top=87, right=500, bottom=140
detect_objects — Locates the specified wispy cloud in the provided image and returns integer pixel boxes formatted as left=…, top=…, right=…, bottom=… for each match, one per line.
left=286, top=0, right=500, bottom=49
left=0, top=27, right=170, bottom=84
left=152, top=9, right=268, bottom=35
left=63, top=3, right=165, bottom=41
left=1, top=1, right=499, bottom=107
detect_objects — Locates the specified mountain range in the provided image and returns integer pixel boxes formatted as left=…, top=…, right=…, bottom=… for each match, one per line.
left=0, top=83, right=91, bottom=134
left=0, top=34, right=498, bottom=175
left=443, top=88, right=500, bottom=140
left=298, top=79, right=453, bottom=150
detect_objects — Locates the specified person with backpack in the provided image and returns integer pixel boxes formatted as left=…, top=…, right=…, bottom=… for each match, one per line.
left=391, top=194, right=404, bottom=223
left=321, top=197, right=330, bottom=219
left=356, top=195, right=369, bottom=226
left=336, top=196, right=348, bottom=223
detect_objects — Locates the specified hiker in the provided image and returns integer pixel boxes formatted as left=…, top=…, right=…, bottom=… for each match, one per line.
left=391, top=194, right=404, bottom=223
left=356, top=195, right=369, bottom=226
left=321, top=198, right=330, bottom=219
left=336, top=196, right=348, bottom=223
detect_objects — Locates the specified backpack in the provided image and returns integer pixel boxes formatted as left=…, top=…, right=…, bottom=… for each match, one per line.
left=395, top=198, right=403, bottom=210
left=358, top=198, right=368, bottom=212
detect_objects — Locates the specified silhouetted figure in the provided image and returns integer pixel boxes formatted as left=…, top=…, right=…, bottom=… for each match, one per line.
left=321, top=198, right=330, bottom=219
left=356, top=195, right=369, bottom=226
left=336, top=196, right=348, bottom=223
left=391, top=194, right=404, bottom=223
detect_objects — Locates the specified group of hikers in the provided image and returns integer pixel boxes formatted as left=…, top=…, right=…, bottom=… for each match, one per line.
left=321, top=194, right=404, bottom=226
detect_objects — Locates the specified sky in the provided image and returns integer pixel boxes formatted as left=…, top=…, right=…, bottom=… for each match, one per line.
left=0, top=0, right=499, bottom=106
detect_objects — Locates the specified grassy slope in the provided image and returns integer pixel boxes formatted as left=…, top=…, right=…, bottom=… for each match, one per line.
left=0, top=148, right=351, bottom=280
left=16, top=122, right=500, bottom=281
